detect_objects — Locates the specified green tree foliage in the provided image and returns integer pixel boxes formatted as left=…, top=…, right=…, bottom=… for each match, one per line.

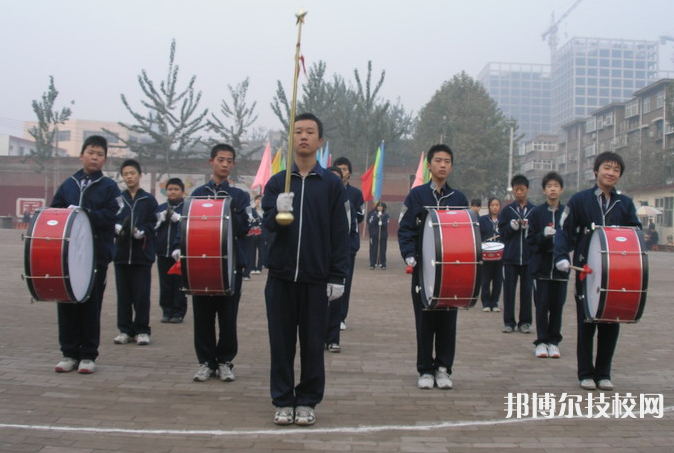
left=271, top=61, right=413, bottom=170
left=27, top=76, right=73, bottom=172
left=108, top=40, right=208, bottom=175
left=414, top=71, right=515, bottom=199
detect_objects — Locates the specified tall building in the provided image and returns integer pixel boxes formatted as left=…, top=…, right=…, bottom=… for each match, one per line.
left=516, top=134, right=558, bottom=201
left=551, top=37, right=659, bottom=132
left=478, top=62, right=552, bottom=141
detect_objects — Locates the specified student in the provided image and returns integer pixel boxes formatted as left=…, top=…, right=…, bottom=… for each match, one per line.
left=498, top=175, right=536, bottom=334
left=262, top=113, right=350, bottom=426
left=247, top=195, right=264, bottom=275
left=175, top=144, right=251, bottom=383
left=333, top=156, right=365, bottom=331
left=527, top=172, right=568, bottom=359
left=555, top=152, right=641, bottom=391
left=398, top=144, right=469, bottom=391
left=470, top=198, right=481, bottom=216
left=51, top=135, right=121, bottom=374
left=367, top=201, right=389, bottom=270
left=155, top=178, right=187, bottom=324
left=478, top=197, right=503, bottom=312
left=113, top=159, right=158, bottom=346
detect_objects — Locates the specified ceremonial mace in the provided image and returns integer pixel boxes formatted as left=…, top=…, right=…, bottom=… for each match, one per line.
left=275, top=9, right=308, bottom=226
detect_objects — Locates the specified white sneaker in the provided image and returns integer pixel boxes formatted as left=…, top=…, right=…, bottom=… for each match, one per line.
left=114, top=333, right=134, bottom=344
left=482, top=307, right=491, bottom=312
left=193, top=364, right=215, bottom=382
left=535, top=344, right=549, bottom=358
left=580, top=379, right=597, bottom=390
left=547, top=344, right=561, bottom=358
left=55, top=357, right=78, bottom=373
left=218, top=362, right=236, bottom=382
left=417, top=374, right=434, bottom=389
left=597, top=379, right=614, bottom=390
left=274, top=407, right=294, bottom=425
left=492, top=306, right=501, bottom=312
left=434, top=367, right=453, bottom=389
left=136, top=333, right=150, bottom=346
left=340, top=322, right=347, bottom=331
left=78, top=359, right=96, bottom=374
left=294, top=406, right=316, bottom=425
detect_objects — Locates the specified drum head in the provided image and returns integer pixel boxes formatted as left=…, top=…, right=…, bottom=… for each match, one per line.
left=421, top=211, right=439, bottom=307
left=67, top=210, right=95, bottom=302
left=482, top=242, right=504, bottom=253
left=584, top=230, right=604, bottom=319
left=223, top=198, right=235, bottom=291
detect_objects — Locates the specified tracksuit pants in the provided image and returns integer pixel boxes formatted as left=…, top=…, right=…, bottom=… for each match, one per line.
left=502, top=264, right=533, bottom=329
left=157, top=256, right=187, bottom=319
left=115, top=263, right=152, bottom=336
left=481, top=261, right=503, bottom=309
left=533, top=279, right=567, bottom=346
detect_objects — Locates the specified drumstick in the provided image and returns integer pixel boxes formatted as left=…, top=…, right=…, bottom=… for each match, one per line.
left=485, top=234, right=500, bottom=241
left=569, top=264, right=592, bottom=281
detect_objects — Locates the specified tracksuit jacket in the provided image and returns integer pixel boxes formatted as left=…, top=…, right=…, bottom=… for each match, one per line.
left=154, top=200, right=184, bottom=258
left=527, top=202, right=568, bottom=281
left=498, top=200, right=536, bottom=265
left=478, top=215, right=501, bottom=244
left=345, top=184, right=365, bottom=254
left=114, top=188, right=158, bottom=265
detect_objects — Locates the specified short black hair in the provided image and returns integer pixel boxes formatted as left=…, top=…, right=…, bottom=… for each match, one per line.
left=327, top=165, right=343, bottom=178
left=81, top=135, right=108, bottom=157
left=254, top=194, right=262, bottom=201
left=376, top=201, right=387, bottom=211
left=166, top=177, right=185, bottom=192
left=333, top=157, right=353, bottom=174
left=470, top=199, right=481, bottom=207
left=510, top=174, right=529, bottom=188
left=211, top=143, right=236, bottom=160
left=593, top=151, right=625, bottom=176
left=120, top=158, right=141, bottom=175
left=427, top=144, right=454, bottom=164
left=295, top=112, right=324, bottom=138
left=542, top=171, right=564, bottom=189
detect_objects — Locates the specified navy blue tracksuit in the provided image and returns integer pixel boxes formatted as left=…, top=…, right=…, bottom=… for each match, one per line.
left=262, top=163, right=350, bottom=408
left=186, top=181, right=250, bottom=371
left=398, top=181, right=468, bottom=376
left=478, top=215, right=503, bottom=310
left=114, top=188, right=158, bottom=337
left=155, top=200, right=187, bottom=320
left=554, top=185, right=641, bottom=381
left=527, top=202, right=568, bottom=347
left=51, top=170, right=121, bottom=361
left=340, top=184, right=365, bottom=324
left=498, top=200, right=536, bottom=329
left=368, top=210, right=389, bottom=268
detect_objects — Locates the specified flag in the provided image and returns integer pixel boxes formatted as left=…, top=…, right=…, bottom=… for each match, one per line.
left=318, top=141, right=330, bottom=168
left=360, top=163, right=375, bottom=202
left=325, top=141, right=331, bottom=167
left=372, top=142, right=385, bottom=202
left=251, top=141, right=272, bottom=193
left=271, top=148, right=284, bottom=175
left=412, top=152, right=429, bottom=188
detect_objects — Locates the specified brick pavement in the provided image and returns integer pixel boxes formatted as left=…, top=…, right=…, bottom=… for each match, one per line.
left=0, top=228, right=672, bottom=452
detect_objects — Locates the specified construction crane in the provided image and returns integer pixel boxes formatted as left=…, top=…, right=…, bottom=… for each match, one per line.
left=541, top=0, right=583, bottom=56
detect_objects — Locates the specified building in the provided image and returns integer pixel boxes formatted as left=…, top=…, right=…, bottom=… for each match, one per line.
left=0, top=135, right=66, bottom=157
left=551, top=37, right=659, bottom=133
left=516, top=134, right=558, bottom=202
left=22, top=119, right=145, bottom=158
left=478, top=62, right=552, bottom=141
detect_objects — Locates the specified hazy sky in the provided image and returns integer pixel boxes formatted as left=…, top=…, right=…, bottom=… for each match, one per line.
left=2, top=0, right=673, bottom=137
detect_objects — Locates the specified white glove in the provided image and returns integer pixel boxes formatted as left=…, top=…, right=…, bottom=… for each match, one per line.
left=276, top=192, right=294, bottom=213
left=378, top=220, right=382, bottom=226
left=544, top=226, right=556, bottom=237
left=67, top=205, right=79, bottom=209
left=115, top=224, right=123, bottom=235
left=405, top=256, right=417, bottom=267
left=171, top=249, right=181, bottom=261
left=170, top=211, right=181, bottom=223
left=521, top=219, right=529, bottom=230
left=556, top=259, right=570, bottom=272
left=377, top=212, right=382, bottom=217
left=327, top=283, right=345, bottom=301
left=510, top=219, right=520, bottom=231
left=157, top=211, right=167, bottom=222
left=133, top=228, right=145, bottom=240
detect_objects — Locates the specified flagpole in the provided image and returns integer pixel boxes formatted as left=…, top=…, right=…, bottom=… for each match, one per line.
left=276, top=9, right=307, bottom=226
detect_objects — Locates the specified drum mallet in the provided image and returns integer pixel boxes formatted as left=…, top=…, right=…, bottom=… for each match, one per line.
left=570, top=264, right=593, bottom=281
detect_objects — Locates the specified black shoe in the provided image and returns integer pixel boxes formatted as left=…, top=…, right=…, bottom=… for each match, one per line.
left=169, top=317, right=183, bottom=324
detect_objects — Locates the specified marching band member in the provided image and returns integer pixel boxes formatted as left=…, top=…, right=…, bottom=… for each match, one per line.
left=367, top=201, right=389, bottom=270
left=554, top=152, right=640, bottom=390
left=478, top=198, right=503, bottom=312
left=498, top=175, right=536, bottom=334
left=51, top=135, right=121, bottom=374
left=262, top=113, right=350, bottom=426
left=398, top=144, right=468, bottom=390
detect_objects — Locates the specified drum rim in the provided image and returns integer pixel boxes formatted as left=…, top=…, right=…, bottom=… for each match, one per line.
left=64, top=209, right=96, bottom=303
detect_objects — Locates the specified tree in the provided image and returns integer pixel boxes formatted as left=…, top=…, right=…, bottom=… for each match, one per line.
left=27, top=76, right=73, bottom=172
left=414, top=71, right=515, bottom=199
left=107, top=40, right=208, bottom=175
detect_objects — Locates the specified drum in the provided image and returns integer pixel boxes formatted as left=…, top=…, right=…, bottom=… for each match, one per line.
left=418, top=208, right=482, bottom=309
left=481, top=242, right=504, bottom=261
left=581, top=226, right=648, bottom=323
left=23, top=208, right=96, bottom=303
left=180, top=198, right=235, bottom=295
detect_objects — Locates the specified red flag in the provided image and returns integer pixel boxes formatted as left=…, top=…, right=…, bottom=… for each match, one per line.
left=360, top=163, right=375, bottom=202
left=168, top=261, right=182, bottom=275
left=251, top=141, right=272, bottom=194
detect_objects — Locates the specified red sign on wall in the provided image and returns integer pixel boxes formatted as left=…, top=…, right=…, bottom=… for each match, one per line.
left=16, top=198, right=45, bottom=217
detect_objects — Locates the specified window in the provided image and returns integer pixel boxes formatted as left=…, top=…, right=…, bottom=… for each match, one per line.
left=83, top=130, right=119, bottom=144
left=585, top=117, right=597, bottom=133
left=57, top=130, right=71, bottom=142
left=665, top=197, right=674, bottom=228
left=657, top=90, right=665, bottom=108
left=625, top=99, right=640, bottom=118
left=643, top=96, right=651, bottom=113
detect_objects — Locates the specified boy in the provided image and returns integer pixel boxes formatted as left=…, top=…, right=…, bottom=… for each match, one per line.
left=175, top=144, right=251, bottom=383
left=527, top=172, right=568, bottom=359
left=334, top=156, right=365, bottom=331
left=470, top=199, right=481, bottom=216
left=498, top=175, right=536, bottom=334
left=367, top=201, right=389, bottom=270
left=555, top=152, right=640, bottom=390
left=247, top=195, right=264, bottom=275
left=155, top=178, right=187, bottom=323
left=262, top=113, right=350, bottom=426
left=51, top=135, right=121, bottom=374
left=398, top=144, right=469, bottom=390
left=113, top=159, right=158, bottom=346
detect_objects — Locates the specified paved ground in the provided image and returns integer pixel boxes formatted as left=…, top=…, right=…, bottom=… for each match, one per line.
left=0, top=228, right=672, bottom=452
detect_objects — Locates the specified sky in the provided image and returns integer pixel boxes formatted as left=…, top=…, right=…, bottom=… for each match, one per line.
left=1, top=0, right=674, bottom=138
